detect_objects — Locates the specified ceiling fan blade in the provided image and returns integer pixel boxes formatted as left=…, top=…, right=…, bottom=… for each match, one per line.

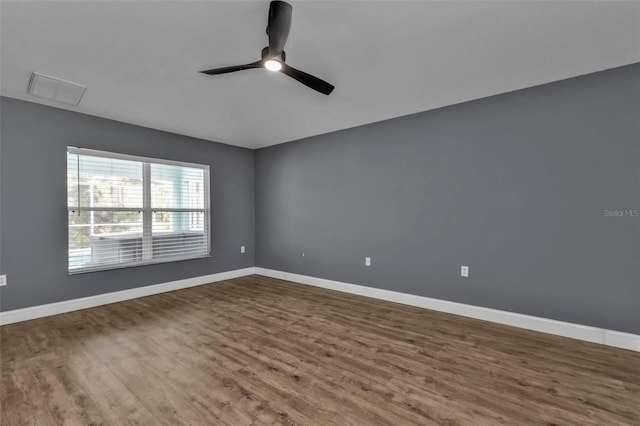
left=280, top=64, right=334, bottom=95
left=199, top=61, right=263, bottom=75
left=266, top=1, right=292, bottom=57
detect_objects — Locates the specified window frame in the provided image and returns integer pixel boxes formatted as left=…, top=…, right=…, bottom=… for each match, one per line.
left=67, top=147, right=211, bottom=274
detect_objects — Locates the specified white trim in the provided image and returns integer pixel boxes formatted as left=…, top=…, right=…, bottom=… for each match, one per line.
left=0, top=267, right=255, bottom=326
left=603, top=330, right=640, bottom=351
left=3, top=267, right=637, bottom=352
left=67, top=146, right=210, bottom=170
left=68, top=254, right=212, bottom=275
left=255, top=268, right=640, bottom=352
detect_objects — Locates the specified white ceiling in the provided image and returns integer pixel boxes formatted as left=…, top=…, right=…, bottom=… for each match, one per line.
left=1, top=1, right=639, bottom=149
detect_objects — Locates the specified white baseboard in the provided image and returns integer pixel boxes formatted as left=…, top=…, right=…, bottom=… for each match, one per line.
left=3, top=267, right=637, bottom=352
left=255, top=268, right=640, bottom=352
left=0, top=267, right=256, bottom=326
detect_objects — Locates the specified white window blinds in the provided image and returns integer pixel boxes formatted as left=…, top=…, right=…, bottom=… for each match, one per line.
left=67, top=147, right=210, bottom=274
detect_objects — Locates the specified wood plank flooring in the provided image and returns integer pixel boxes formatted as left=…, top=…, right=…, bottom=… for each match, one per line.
left=1, top=275, right=638, bottom=425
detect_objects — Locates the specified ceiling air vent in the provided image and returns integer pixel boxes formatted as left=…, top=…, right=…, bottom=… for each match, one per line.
left=27, top=72, right=86, bottom=106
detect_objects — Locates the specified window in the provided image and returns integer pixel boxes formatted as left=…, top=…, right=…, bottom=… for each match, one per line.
left=67, top=147, right=210, bottom=273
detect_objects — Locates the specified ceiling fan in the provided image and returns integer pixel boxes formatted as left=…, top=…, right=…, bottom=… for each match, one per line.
left=199, top=1, right=335, bottom=95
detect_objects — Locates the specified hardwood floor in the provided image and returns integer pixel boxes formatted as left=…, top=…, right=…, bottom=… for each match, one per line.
left=1, top=275, right=638, bottom=425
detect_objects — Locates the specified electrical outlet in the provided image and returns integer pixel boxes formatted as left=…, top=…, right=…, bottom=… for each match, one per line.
left=365, top=257, right=372, bottom=267
left=0, top=275, right=6, bottom=287
left=301, top=251, right=305, bottom=257
left=461, top=266, right=469, bottom=277
left=240, top=246, right=246, bottom=253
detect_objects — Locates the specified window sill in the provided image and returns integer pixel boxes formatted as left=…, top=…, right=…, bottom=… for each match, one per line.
left=68, top=253, right=211, bottom=275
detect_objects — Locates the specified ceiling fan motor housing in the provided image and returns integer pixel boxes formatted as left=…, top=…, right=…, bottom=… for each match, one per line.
left=261, top=47, right=286, bottom=63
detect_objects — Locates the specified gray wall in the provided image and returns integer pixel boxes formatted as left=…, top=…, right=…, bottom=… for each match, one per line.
left=256, top=64, right=640, bottom=334
left=0, top=97, right=255, bottom=311
left=2, top=65, right=638, bottom=334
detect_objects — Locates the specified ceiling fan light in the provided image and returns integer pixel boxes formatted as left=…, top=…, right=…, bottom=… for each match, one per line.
left=264, top=59, right=282, bottom=72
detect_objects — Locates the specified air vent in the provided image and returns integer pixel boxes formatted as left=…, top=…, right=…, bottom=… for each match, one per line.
left=27, top=72, right=86, bottom=106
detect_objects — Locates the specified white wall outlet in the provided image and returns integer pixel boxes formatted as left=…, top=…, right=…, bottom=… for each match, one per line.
left=240, top=246, right=246, bottom=253
left=365, top=257, right=372, bottom=267
left=0, top=275, right=6, bottom=287
left=461, top=266, right=469, bottom=277
left=301, top=251, right=305, bottom=257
